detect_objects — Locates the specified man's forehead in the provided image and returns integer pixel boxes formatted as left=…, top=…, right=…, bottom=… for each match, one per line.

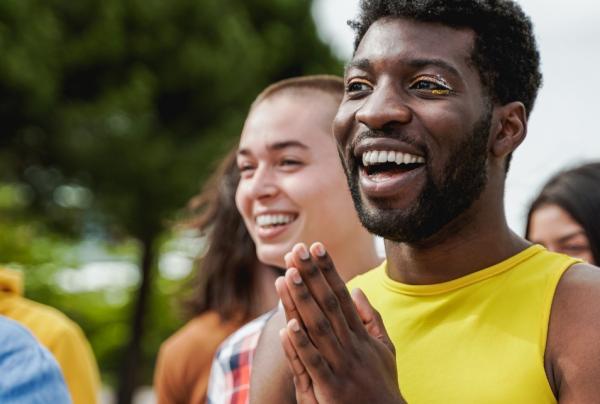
left=350, top=17, right=475, bottom=69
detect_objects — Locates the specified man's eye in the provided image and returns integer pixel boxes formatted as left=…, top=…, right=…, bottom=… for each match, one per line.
left=346, top=80, right=371, bottom=93
left=410, top=76, right=453, bottom=95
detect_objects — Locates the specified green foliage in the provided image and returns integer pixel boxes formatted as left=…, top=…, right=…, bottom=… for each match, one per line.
left=0, top=0, right=341, bottom=392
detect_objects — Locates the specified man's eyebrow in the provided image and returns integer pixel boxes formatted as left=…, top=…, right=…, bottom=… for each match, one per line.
left=237, top=140, right=309, bottom=157
left=557, top=230, right=588, bottom=244
left=406, top=58, right=462, bottom=78
left=344, top=57, right=462, bottom=78
left=345, top=58, right=372, bottom=75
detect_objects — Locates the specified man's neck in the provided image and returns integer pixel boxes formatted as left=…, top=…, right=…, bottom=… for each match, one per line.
left=383, top=192, right=530, bottom=285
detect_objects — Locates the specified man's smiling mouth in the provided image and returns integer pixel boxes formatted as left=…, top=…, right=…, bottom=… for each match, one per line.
left=360, top=150, right=426, bottom=180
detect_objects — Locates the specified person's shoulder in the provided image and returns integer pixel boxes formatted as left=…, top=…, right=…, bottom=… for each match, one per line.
left=547, top=263, right=600, bottom=399
left=551, top=261, right=600, bottom=314
left=215, top=310, right=275, bottom=362
left=346, top=260, right=386, bottom=291
left=553, top=261, right=600, bottom=311
left=0, top=316, right=37, bottom=348
left=159, top=311, right=242, bottom=364
left=0, top=317, right=71, bottom=403
left=7, top=295, right=86, bottom=344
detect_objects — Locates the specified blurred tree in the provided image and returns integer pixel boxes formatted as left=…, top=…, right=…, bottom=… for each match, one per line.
left=0, top=0, right=341, bottom=402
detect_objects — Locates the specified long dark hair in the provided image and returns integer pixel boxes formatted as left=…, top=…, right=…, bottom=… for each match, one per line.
left=525, top=162, right=600, bottom=264
left=181, top=148, right=261, bottom=322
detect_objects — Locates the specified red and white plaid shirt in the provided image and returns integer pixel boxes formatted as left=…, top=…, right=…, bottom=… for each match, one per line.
left=207, top=309, right=276, bottom=404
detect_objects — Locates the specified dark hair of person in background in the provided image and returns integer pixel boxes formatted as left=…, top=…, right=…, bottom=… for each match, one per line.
left=180, top=148, right=270, bottom=322
left=525, top=162, right=600, bottom=264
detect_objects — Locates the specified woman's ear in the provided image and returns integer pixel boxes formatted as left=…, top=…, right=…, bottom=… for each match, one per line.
left=491, top=101, right=527, bottom=158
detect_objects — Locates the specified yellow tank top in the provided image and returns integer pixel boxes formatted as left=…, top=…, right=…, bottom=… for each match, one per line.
left=347, top=245, right=579, bottom=404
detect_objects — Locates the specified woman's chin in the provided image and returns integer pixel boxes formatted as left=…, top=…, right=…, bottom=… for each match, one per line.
left=256, top=245, right=294, bottom=268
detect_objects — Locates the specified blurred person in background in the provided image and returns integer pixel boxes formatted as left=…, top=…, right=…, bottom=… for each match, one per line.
left=206, top=75, right=381, bottom=404
left=526, top=162, right=600, bottom=265
left=0, top=268, right=100, bottom=403
left=154, top=148, right=281, bottom=404
left=0, top=315, right=71, bottom=403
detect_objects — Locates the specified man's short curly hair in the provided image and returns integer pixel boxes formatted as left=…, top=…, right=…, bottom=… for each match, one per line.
left=350, top=0, right=543, bottom=115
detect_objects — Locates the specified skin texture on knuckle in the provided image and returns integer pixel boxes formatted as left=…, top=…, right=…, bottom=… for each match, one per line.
left=297, top=289, right=312, bottom=302
left=323, top=293, right=340, bottom=313
left=296, top=331, right=312, bottom=349
left=311, top=317, right=333, bottom=337
left=308, top=352, right=324, bottom=368
left=336, top=288, right=353, bottom=305
left=305, top=263, right=320, bottom=278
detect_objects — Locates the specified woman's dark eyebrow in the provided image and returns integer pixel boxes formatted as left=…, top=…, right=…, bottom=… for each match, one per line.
left=237, top=140, right=309, bottom=157
left=267, top=140, right=309, bottom=151
left=557, top=230, right=588, bottom=244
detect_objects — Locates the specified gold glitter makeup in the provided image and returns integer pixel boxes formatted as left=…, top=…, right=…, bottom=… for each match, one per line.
left=411, top=74, right=453, bottom=95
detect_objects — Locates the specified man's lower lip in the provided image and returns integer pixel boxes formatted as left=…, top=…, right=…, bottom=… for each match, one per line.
left=359, top=166, right=425, bottom=198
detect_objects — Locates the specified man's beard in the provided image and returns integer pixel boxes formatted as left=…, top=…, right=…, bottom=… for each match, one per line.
left=346, top=108, right=492, bottom=244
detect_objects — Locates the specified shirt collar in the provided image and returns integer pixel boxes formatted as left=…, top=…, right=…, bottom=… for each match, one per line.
left=0, top=268, right=24, bottom=295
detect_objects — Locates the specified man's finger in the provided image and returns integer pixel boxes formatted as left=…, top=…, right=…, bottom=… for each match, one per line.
left=309, top=242, right=368, bottom=338
left=291, top=243, right=354, bottom=348
left=286, top=319, right=334, bottom=384
left=284, top=267, right=344, bottom=364
left=275, top=276, right=303, bottom=326
left=352, top=288, right=395, bottom=355
left=279, top=328, right=312, bottom=394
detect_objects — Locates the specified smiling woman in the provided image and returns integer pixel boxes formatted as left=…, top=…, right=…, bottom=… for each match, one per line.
left=207, top=75, right=381, bottom=404
left=526, top=162, right=600, bottom=265
left=234, top=76, right=378, bottom=272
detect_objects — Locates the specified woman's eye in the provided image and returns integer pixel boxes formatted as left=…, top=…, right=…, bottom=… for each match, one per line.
left=279, top=159, right=302, bottom=168
left=238, top=163, right=255, bottom=176
left=562, top=245, right=590, bottom=254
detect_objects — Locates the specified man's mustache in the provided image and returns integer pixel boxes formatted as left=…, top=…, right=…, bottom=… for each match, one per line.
left=349, top=129, right=425, bottom=155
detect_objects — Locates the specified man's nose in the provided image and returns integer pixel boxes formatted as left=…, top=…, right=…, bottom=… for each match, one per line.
left=355, top=83, right=413, bottom=130
left=248, top=166, right=279, bottom=200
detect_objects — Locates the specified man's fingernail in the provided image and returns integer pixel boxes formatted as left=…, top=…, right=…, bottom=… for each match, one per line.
left=297, top=244, right=310, bottom=260
left=290, top=269, right=302, bottom=285
left=284, top=252, right=293, bottom=264
left=289, top=319, right=300, bottom=332
left=313, top=242, right=326, bottom=257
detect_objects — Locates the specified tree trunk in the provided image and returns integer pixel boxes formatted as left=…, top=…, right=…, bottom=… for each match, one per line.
left=116, top=234, right=156, bottom=404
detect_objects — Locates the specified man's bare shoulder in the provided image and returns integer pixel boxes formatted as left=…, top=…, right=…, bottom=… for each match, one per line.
left=547, top=263, right=600, bottom=402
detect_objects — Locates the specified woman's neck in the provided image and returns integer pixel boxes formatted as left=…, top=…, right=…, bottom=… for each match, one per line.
left=330, top=235, right=382, bottom=282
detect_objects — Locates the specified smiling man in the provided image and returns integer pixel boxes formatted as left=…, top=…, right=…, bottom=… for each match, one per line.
left=250, top=1, right=600, bottom=403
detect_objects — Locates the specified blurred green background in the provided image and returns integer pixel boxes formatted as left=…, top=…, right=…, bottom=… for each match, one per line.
left=0, top=0, right=341, bottom=402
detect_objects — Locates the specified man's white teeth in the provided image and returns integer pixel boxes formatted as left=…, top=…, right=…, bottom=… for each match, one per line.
left=362, top=150, right=425, bottom=167
left=256, top=214, right=295, bottom=227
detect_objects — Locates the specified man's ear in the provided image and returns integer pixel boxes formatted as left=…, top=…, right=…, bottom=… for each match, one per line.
left=490, top=101, right=527, bottom=158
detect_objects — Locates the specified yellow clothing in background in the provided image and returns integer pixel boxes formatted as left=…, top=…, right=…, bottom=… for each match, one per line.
left=347, top=245, right=579, bottom=404
left=154, top=311, right=243, bottom=404
left=0, top=268, right=100, bottom=404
